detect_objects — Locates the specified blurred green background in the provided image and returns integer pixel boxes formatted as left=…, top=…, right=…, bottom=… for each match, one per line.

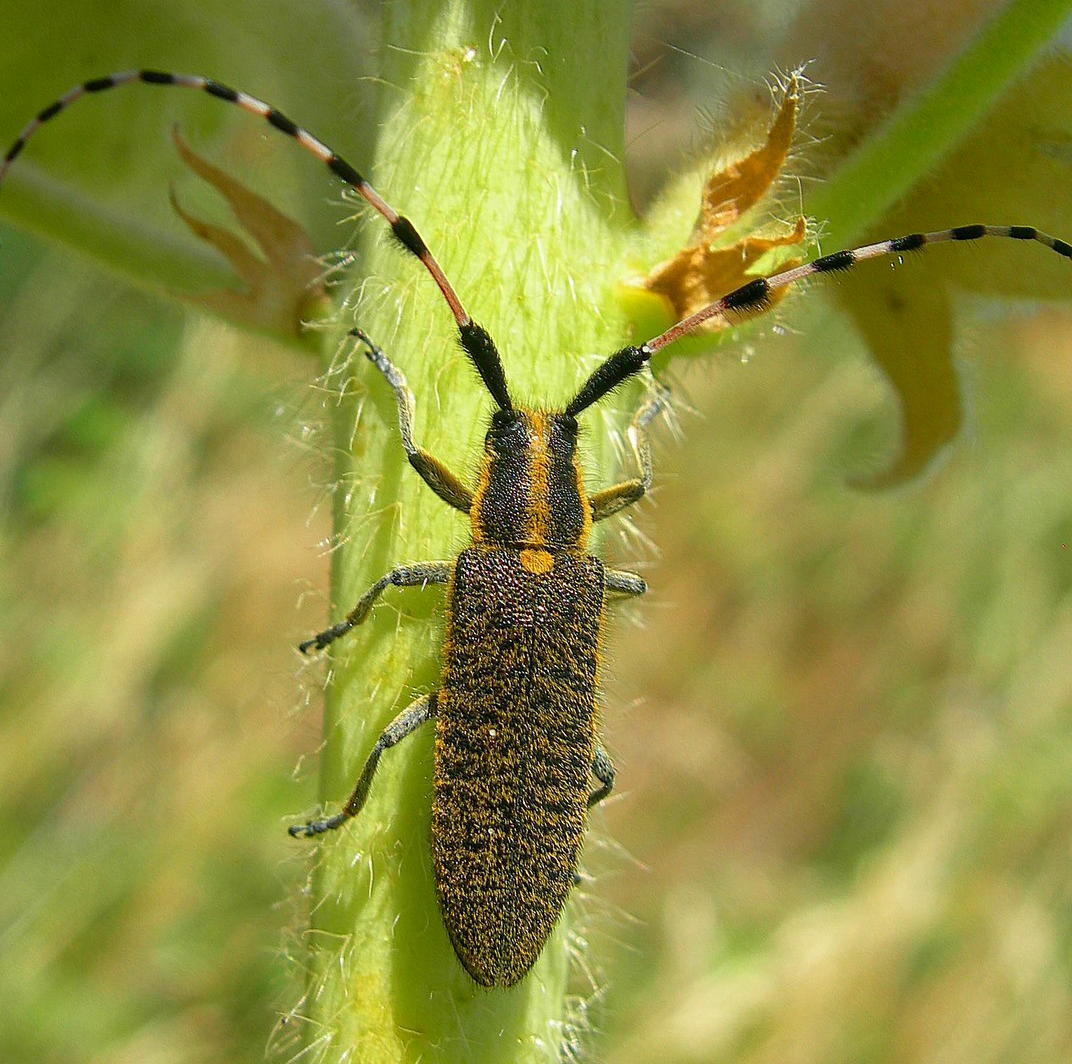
left=2, top=2, right=1071, bottom=1062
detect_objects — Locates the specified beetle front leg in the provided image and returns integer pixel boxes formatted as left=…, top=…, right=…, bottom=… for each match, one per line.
left=350, top=329, right=475, bottom=513
left=589, top=379, right=670, bottom=521
left=300, top=561, right=450, bottom=653
left=288, top=691, right=438, bottom=837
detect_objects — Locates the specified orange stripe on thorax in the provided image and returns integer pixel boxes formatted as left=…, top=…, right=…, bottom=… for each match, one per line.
left=524, top=412, right=552, bottom=549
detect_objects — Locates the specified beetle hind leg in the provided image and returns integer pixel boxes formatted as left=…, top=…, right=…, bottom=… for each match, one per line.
left=586, top=742, right=616, bottom=809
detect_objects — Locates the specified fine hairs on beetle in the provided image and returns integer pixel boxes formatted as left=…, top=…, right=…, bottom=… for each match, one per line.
left=3, top=70, right=1069, bottom=988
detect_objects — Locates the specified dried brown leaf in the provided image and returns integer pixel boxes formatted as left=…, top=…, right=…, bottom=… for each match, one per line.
left=831, top=58, right=1072, bottom=484
left=169, top=128, right=331, bottom=339
left=838, top=267, right=960, bottom=488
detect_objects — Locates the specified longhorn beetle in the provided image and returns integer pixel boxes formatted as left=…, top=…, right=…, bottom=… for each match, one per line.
left=3, top=70, right=1070, bottom=988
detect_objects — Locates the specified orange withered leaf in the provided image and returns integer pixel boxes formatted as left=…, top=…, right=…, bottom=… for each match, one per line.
left=646, top=218, right=806, bottom=326
left=698, top=76, right=801, bottom=235
left=642, top=77, right=806, bottom=328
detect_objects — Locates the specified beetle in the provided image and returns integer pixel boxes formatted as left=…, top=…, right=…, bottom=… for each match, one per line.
left=3, top=70, right=1069, bottom=987
left=287, top=322, right=664, bottom=987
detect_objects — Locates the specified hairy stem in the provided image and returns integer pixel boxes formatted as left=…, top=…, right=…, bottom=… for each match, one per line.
left=299, top=1, right=636, bottom=1060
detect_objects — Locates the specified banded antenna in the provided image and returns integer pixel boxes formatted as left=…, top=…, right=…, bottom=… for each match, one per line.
left=566, top=224, right=1072, bottom=417
left=0, top=69, right=514, bottom=412
left=4, top=74, right=1070, bottom=418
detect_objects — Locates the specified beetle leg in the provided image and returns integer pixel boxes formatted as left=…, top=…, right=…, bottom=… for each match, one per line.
left=350, top=329, right=475, bottom=512
left=587, top=742, right=616, bottom=809
left=604, top=568, right=646, bottom=597
left=300, top=561, right=451, bottom=653
left=589, top=379, right=670, bottom=521
left=288, top=691, right=438, bottom=837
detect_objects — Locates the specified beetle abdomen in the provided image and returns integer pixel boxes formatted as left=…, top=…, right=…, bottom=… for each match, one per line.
left=433, top=546, right=604, bottom=986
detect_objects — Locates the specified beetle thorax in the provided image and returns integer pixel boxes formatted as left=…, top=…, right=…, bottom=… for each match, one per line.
left=469, top=409, right=592, bottom=558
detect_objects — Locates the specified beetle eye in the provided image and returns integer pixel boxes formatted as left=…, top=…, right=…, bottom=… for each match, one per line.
left=485, top=410, right=525, bottom=449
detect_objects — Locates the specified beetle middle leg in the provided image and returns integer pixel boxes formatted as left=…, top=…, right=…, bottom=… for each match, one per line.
left=604, top=568, right=646, bottom=597
left=349, top=328, right=474, bottom=513
left=300, top=561, right=451, bottom=652
left=289, top=692, right=438, bottom=837
left=589, top=379, right=670, bottom=521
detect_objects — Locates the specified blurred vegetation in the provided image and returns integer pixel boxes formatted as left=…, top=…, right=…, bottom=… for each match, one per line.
left=0, top=226, right=326, bottom=1063
left=1, top=1, right=1071, bottom=1063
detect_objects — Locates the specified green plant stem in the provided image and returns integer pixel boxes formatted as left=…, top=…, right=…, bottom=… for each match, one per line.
left=300, top=1, right=636, bottom=1060
left=809, top=0, right=1072, bottom=249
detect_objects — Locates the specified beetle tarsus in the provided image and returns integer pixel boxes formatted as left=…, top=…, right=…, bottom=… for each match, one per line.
left=288, top=812, right=347, bottom=837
